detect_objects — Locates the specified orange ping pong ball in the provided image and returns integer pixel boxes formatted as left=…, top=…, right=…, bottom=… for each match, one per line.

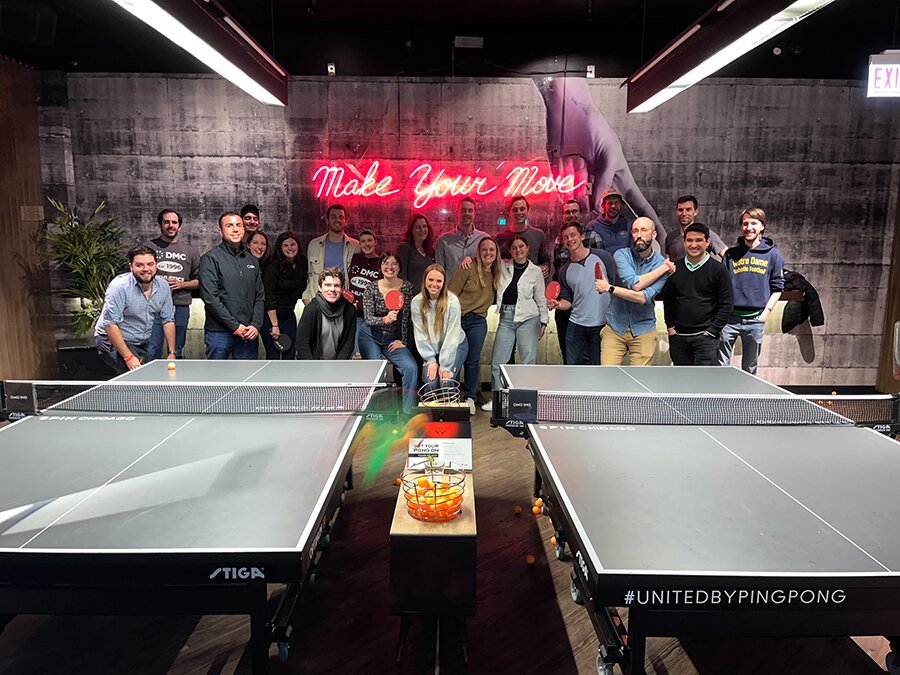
left=532, top=506, right=541, bottom=515
left=525, top=554, right=536, bottom=565
left=514, top=504, right=522, bottom=515
left=167, top=362, right=176, bottom=370
left=831, top=391, right=837, bottom=395
left=534, top=498, right=543, bottom=508
left=550, top=536, right=557, bottom=547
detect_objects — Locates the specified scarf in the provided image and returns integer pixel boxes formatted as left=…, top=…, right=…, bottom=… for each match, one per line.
left=313, top=292, right=344, bottom=359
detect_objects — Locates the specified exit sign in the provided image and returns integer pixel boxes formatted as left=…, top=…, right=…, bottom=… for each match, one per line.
left=868, top=52, right=900, bottom=98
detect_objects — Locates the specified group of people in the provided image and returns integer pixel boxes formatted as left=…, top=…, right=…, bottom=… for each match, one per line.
left=94, top=191, right=784, bottom=415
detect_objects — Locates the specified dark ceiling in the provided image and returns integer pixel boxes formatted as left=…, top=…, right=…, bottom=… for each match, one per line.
left=1, top=0, right=898, bottom=81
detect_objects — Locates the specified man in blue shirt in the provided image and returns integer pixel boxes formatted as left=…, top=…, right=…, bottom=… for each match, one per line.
left=95, top=245, right=176, bottom=373
left=303, top=204, right=360, bottom=303
left=435, top=197, right=489, bottom=274
left=586, top=187, right=631, bottom=253
left=601, top=218, right=674, bottom=365
left=549, top=222, right=619, bottom=365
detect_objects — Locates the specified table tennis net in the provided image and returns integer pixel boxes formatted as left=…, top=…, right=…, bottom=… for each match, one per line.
left=497, top=390, right=858, bottom=426
left=9, top=381, right=386, bottom=415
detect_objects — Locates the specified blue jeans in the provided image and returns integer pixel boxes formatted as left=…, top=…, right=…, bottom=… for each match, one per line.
left=460, top=313, right=488, bottom=401
left=491, top=306, right=540, bottom=389
left=261, top=309, right=298, bottom=360
left=718, top=316, right=766, bottom=374
left=355, top=317, right=365, bottom=356
left=148, top=305, right=190, bottom=359
left=565, top=322, right=601, bottom=365
left=420, top=337, right=469, bottom=395
left=358, top=322, right=419, bottom=413
left=204, top=330, right=259, bottom=360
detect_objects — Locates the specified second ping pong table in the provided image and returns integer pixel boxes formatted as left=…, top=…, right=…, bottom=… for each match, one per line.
left=0, top=359, right=387, bottom=673
left=495, top=364, right=900, bottom=675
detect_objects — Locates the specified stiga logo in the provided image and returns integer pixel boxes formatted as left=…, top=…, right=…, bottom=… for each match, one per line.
left=209, top=567, right=265, bottom=580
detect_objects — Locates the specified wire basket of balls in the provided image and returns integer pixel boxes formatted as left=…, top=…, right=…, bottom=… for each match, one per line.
left=401, top=461, right=466, bottom=523
left=417, top=378, right=461, bottom=406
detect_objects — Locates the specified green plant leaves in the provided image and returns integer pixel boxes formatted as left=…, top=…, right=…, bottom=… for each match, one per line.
left=44, top=198, right=127, bottom=337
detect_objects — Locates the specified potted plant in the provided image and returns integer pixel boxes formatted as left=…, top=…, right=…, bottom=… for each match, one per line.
left=44, top=197, right=126, bottom=337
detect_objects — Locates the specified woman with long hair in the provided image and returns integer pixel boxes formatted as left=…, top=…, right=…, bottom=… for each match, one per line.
left=262, top=231, right=308, bottom=359
left=359, top=252, right=418, bottom=413
left=483, top=235, right=548, bottom=410
left=397, top=213, right=435, bottom=289
left=247, top=230, right=273, bottom=267
left=449, top=237, right=501, bottom=414
left=411, top=264, right=468, bottom=391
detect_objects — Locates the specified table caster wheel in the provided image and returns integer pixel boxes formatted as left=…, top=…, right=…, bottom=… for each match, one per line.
left=339, top=491, right=346, bottom=506
left=887, top=651, right=900, bottom=674
left=277, top=642, right=290, bottom=662
left=570, top=577, right=584, bottom=605
left=595, top=654, right=614, bottom=675
left=555, top=542, right=566, bottom=560
left=541, top=504, right=550, bottom=515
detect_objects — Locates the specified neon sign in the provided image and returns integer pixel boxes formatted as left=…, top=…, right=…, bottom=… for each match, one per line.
left=313, top=161, right=586, bottom=209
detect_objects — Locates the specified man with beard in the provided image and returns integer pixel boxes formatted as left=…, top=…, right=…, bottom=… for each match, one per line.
left=145, top=208, right=200, bottom=359
left=303, top=204, right=360, bottom=303
left=95, top=245, right=176, bottom=373
left=601, top=217, right=674, bottom=366
left=586, top=187, right=631, bottom=253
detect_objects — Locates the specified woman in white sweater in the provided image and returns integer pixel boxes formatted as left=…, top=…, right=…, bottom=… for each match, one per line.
left=484, top=235, right=549, bottom=410
left=411, top=264, right=469, bottom=388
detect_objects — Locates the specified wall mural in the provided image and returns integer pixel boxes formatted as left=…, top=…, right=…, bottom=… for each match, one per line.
left=305, top=77, right=664, bottom=240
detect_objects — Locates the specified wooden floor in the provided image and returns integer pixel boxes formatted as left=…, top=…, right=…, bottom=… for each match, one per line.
left=0, top=411, right=891, bottom=674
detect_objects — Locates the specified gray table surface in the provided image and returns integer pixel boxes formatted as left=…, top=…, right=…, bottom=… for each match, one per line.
left=0, top=360, right=385, bottom=553
left=504, top=366, right=900, bottom=577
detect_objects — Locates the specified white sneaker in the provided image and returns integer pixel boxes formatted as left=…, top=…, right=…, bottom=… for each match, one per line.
left=481, top=401, right=493, bottom=412
left=466, top=398, right=477, bottom=415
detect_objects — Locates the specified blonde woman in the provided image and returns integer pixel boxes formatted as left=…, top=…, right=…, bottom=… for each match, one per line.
left=450, top=237, right=501, bottom=413
left=411, top=264, right=468, bottom=392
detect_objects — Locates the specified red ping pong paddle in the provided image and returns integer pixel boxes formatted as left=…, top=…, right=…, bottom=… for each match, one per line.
left=385, top=289, right=405, bottom=311
left=594, top=261, right=604, bottom=281
left=545, top=280, right=561, bottom=301
left=342, top=289, right=355, bottom=303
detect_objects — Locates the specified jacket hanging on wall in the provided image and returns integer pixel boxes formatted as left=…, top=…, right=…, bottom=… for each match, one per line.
left=781, top=268, right=825, bottom=333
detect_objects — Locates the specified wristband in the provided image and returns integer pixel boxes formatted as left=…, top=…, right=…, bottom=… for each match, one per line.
left=168, top=351, right=176, bottom=356
left=124, top=354, right=136, bottom=362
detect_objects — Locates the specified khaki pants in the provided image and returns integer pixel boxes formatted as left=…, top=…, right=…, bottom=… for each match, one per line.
left=600, top=325, right=657, bottom=366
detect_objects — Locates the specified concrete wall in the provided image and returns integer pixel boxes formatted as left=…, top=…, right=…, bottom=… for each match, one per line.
left=37, top=73, right=900, bottom=386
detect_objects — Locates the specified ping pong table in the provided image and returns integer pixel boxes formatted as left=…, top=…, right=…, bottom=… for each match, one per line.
left=495, top=364, right=900, bottom=675
left=0, top=359, right=387, bottom=674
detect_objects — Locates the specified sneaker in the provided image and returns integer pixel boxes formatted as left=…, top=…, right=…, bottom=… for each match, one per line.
left=481, top=401, right=493, bottom=412
left=466, top=398, right=477, bottom=415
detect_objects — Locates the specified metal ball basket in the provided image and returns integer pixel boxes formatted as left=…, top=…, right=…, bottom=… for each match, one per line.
left=417, top=378, right=461, bottom=406
left=401, top=462, right=466, bottom=523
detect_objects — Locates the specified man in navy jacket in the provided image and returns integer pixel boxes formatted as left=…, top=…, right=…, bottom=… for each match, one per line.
left=718, top=207, right=784, bottom=374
